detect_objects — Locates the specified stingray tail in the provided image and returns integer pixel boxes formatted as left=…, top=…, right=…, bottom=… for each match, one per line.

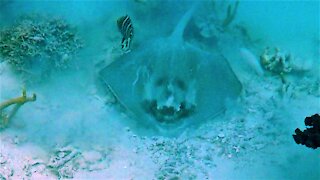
left=170, top=2, right=200, bottom=42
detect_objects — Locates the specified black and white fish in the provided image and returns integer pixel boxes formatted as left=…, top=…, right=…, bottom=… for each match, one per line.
left=117, top=15, right=134, bottom=52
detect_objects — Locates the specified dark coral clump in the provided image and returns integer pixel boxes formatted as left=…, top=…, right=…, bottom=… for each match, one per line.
left=0, top=14, right=83, bottom=75
left=293, top=114, right=320, bottom=149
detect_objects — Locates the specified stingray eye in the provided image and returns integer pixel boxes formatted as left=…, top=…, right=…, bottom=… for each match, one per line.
left=175, top=79, right=186, bottom=90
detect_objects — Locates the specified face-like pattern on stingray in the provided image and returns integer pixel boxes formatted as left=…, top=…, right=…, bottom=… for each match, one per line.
left=142, top=74, right=196, bottom=123
left=135, top=44, right=200, bottom=124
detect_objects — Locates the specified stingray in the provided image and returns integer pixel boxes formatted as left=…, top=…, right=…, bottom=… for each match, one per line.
left=99, top=4, right=242, bottom=134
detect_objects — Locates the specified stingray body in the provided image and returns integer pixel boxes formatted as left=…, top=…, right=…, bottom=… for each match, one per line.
left=100, top=4, right=242, bottom=135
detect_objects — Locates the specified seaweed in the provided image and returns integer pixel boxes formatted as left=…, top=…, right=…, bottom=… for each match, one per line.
left=0, top=88, right=36, bottom=128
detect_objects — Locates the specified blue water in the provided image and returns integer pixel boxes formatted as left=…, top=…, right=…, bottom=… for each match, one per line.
left=0, top=0, right=319, bottom=179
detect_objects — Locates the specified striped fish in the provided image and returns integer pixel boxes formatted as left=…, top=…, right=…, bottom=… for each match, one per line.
left=117, top=15, right=134, bottom=52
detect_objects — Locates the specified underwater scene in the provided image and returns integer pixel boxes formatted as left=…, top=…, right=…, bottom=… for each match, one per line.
left=0, top=0, right=319, bottom=179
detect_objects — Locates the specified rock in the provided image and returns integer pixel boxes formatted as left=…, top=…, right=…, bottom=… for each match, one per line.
left=82, top=151, right=102, bottom=163
left=218, top=133, right=225, bottom=138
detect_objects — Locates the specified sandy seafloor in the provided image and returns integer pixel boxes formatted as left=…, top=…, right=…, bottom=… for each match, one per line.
left=0, top=0, right=319, bottom=179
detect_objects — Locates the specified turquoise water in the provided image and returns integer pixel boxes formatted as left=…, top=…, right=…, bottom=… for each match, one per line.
left=0, top=0, right=319, bottom=179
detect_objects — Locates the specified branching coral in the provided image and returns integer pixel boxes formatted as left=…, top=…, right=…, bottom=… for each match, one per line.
left=190, top=0, right=241, bottom=43
left=222, top=1, right=239, bottom=29
left=0, top=14, right=83, bottom=75
left=0, top=88, right=36, bottom=128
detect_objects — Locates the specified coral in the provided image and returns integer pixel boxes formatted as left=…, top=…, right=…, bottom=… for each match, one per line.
left=222, top=1, right=239, bottom=29
left=0, top=14, right=83, bottom=75
left=0, top=88, right=36, bottom=128
left=260, top=47, right=293, bottom=83
left=189, top=0, right=243, bottom=46
left=293, top=114, right=320, bottom=149
left=260, top=47, right=292, bottom=74
left=260, top=47, right=315, bottom=96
